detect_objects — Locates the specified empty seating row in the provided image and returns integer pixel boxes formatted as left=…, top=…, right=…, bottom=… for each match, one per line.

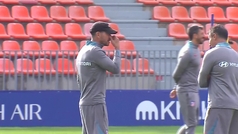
left=0, top=57, right=154, bottom=75
left=0, top=23, right=124, bottom=40
left=138, top=0, right=238, bottom=6
left=0, top=5, right=108, bottom=22
left=0, top=0, right=93, bottom=5
left=153, top=6, right=238, bottom=23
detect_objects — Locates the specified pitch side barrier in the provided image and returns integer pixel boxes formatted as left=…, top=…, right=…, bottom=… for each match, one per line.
left=0, top=89, right=208, bottom=127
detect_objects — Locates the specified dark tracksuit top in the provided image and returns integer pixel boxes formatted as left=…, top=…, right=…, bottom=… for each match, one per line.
left=76, top=40, right=121, bottom=106
left=198, top=42, right=238, bottom=110
left=172, top=41, right=201, bottom=93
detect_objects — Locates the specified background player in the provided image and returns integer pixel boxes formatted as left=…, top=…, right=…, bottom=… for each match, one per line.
left=198, top=25, right=238, bottom=134
left=170, top=25, right=205, bottom=134
left=76, top=22, right=121, bottom=134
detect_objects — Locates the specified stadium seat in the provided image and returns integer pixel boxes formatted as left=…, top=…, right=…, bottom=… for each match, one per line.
left=2, top=40, right=23, bottom=57
left=108, top=23, right=125, bottom=39
left=23, top=41, right=44, bottom=57
left=0, top=6, right=14, bottom=22
left=226, top=7, right=238, bottom=22
left=65, top=23, right=87, bottom=39
left=201, top=40, right=210, bottom=51
left=11, top=6, right=33, bottom=22
left=120, top=58, right=136, bottom=75
left=45, top=23, right=68, bottom=39
left=133, top=58, right=154, bottom=75
left=19, top=0, right=38, bottom=4
left=0, top=58, right=15, bottom=74
left=172, top=6, right=193, bottom=22
left=79, top=40, right=87, bottom=49
left=102, top=43, right=114, bottom=57
left=225, top=24, right=238, bottom=39
left=68, top=6, right=90, bottom=22
left=137, top=0, right=159, bottom=5
left=16, top=58, right=38, bottom=75
left=31, top=6, right=53, bottom=22
left=26, top=23, right=48, bottom=39
left=210, top=0, right=232, bottom=6
left=175, top=0, right=195, bottom=5
left=34, top=58, right=56, bottom=75
left=88, top=6, right=110, bottom=22
left=37, top=0, right=56, bottom=4
left=54, top=58, right=76, bottom=75
left=207, top=7, right=229, bottom=22
left=230, top=41, right=238, bottom=51
left=0, top=0, right=18, bottom=4
left=190, top=6, right=210, bottom=22
left=50, top=6, right=71, bottom=22
left=152, top=6, right=174, bottom=22
left=7, top=23, right=29, bottom=39
left=204, top=23, right=218, bottom=38
left=157, top=0, right=176, bottom=5
left=230, top=0, right=238, bottom=5
left=192, top=0, right=213, bottom=5
left=83, top=23, right=93, bottom=38
left=55, top=0, right=75, bottom=4
left=74, top=0, right=93, bottom=4
left=120, top=40, right=137, bottom=57
left=42, top=40, right=63, bottom=57
left=60, top=40, right=79, bottom=57
left=168, top=23, right=188, bottom=39
left=187, top=23, right=203, bottom=28
left=0, top=23, right=10, bottom=39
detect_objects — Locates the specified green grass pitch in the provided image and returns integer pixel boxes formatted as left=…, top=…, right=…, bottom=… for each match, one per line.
left=0, top=126, right=203, bottom=134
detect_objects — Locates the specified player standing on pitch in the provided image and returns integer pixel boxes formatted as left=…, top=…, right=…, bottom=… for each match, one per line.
left=76, top=22, right=121, bottom=134
left=170, top=25, right=205, bottom=134
left=198, top=25, right=238, bottom=134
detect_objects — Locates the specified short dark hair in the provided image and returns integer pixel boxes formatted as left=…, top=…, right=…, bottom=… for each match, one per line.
left=209, top=24, right=228, bottom=40
left=187, top=25, right=203, bottom=40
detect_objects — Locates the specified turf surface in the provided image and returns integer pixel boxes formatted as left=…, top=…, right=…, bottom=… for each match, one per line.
left=0, top=126, right=203, bottom=134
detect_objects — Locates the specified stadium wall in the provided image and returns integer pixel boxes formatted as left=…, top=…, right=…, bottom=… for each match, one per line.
left=0, top=90, right=208, bottom=127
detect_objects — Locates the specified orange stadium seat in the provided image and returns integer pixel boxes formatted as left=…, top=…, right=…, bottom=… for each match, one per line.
left=0, top=6, right=14, bottom=22
left=31, top=6, right=53, bottom=22
left=74, top=0, right=93, bottom=4
left=226, top=7, right=238, bottom=22
left=230, top=41, right=238, bottom=51
left=0, top=0, right=18, bottom=4
left=102, top=43, right=114, bottom=57
left=207, top=7, right=229, bottom=22
left=0, top=58, right=15, bottom=74
left=37, top=0, right=56, bottom=4
left=157, top=0, right=176, bottom=5
left=54, top=58, right=76, bottom=75
left=152, top=6, right=174, bottom=22
left=175, top=0, right=195, bottom=5
left=34, top=58, right=56, bottom=75
left=42, top=40, right=62, bottom=57
left=11, top=5, right=33, bottom=22
left=50, top=6, right=71, bottom=22
left=108, top=23, right=125, bottom=39
left=55, top=0, right=75, bottom=4
left=172, top=6, right=193, bottom=22
left=68, top=6, right=90, bottom=22
left=79, top=40, right=86, bottom=49
left=23, top=41, right=44, bottom=57
left=205, top=23, right=218, bottom=38
left=187, top=23, right=203, bottom=28
left=225, top=24, right=238, bottom=39
left=83, top=23, right=93, bottom=38
left=60, top=40, right=79, bottom=57
left=193, top=0, right=213, bottom=6
left=190, top=6, right=210, bottom=22
left=210, top=0, right=232, bottom=6
left=16, top=58, right=38, bottom=75
left=2, top=40, right=23, bottom=57
left=26, top=23, right=48, bottom=39
left=201, top=40, right=210, bottom=51
left=0, top=24, right=10, bottom=39
left=229, top=0, right=238, bottom=5
left=46, top=23, right=67, bottom=39
left=120, top=58, right=136, bottom=75
left=65, top=23, right=87, bottom=39
left=88, top=6, right=110, bottom=22
left=168, top=23, right=188, bottom=39
left=7, top=23, right=29, bottom=39
left=120, top=40, right=137, bottom=57
left=133, top=58, right=154, bottom=75
left=137, top=0, right=159, bottom=5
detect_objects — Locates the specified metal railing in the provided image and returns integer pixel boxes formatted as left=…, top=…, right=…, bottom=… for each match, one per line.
left=0, top=50, right=179, bottom=90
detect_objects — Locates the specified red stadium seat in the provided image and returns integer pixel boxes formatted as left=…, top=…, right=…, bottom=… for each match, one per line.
left=205, top=23, right=218, bottom=38
left=133, top=58, right=154, bottom=75
left=172, top=6, right=193, bottom=22
left=42, top=40, right=62, bottom=57
left=157, top=0, right=176, bottom=5
left=37, top=0, right=56, bottom=4
left=210, top=0, right=232, bottom=6
left=23, top=41, right=44, bottom=57
left=190, top=6, right=210, bottom=22
left=65, top=23, right=87, bottom=39
left=137, top=0, right=159, bottom=5
left=0, top=24, right=10, bottom=39
left=50, top=6, right=71, bottom=22
left=7, top=23, right=29, bottom=39
left=54, top=58, right=76, bottom=74
left=229, top=0, right=238, bottom=5
left=79, top=40, right=87, bottom=49
left=88, top=6, right=110, bottom=22
left=60, top=40, right=79, bottom=57
left=74, top=0, right=93, bottom=4
left=102, top=43, right=114, bottom=57
left=11, top=5, right=33, bottom=22
left=34, top=58, right=56, bottom=75
left=152, top=6, right=174, bottom=22
left=0, top=58, right=15, bottom=74
left=2, top=40, right=23, bottom=57
left=46, top=23, right=67, bottom=39
left=120, top=58, right=136, bottom=75
left=187, top=23, right=204, bottom=28
left=120, top=40, right=137, bottom=57
left=193, top=0, right=213, bottom=6
left=225, top=24, right=238, bottom=39
left=31, top=6, right=53, bottom=22
left=207, top=7, right=229, bottom=22
left=230, top=41, right=238, bottom=51
left=83, top=23, right=93, bottom=38
left=201, top=40, right=210, bottom=51
left=226, top=7, right=238, bottom=22
left=0, top=0, right=18, bottom=4
left=108, top=23, right=125, bottom=39
left=0, top=6, right=14, bottom=22
left=68, top=6, right=90, bottom=22
left=175, top=0, right=195, bottom=5
left=168, top=23, right=188, bottom=39
left=16, top=58, right=38, bottom=75
left=55, top=0, right=75, bottom=4
left=26, top=23, right=48, bottom=39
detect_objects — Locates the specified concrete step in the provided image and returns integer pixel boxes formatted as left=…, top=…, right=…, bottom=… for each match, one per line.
left=120, top=28, right=167, bottom=37
left=104, top=10, right=152, bottom=20
left=112, top=20, right=159, bottom=28
left=126, top=37, right=175, bottom=46
left=95, top=3, right=145, bottom=11
left=94, top=0, right=136, bottom=3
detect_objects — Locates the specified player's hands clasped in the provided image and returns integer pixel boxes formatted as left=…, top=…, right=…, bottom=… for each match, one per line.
left=170, top=89, right=177, bottom=99
left=110, top=36, right=120, bottom=50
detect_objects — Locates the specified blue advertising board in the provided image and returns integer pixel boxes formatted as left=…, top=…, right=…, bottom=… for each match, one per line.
left=0, top=90, right=208, bottom=127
